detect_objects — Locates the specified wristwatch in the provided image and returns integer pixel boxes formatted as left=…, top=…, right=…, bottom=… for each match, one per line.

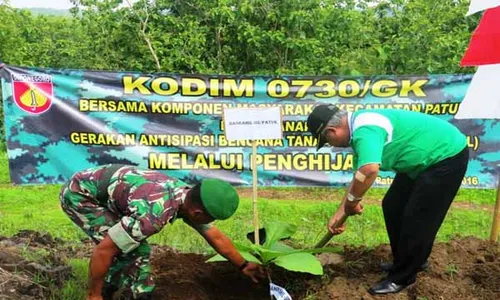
left=239, top=260, right=249, bottom=271
left=347, top=193, right=362, bottom=202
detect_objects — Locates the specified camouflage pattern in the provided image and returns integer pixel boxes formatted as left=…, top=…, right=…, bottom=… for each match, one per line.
left=1, top=64, right=499, bottom=188
left=59, top=164, right=191, bottom=299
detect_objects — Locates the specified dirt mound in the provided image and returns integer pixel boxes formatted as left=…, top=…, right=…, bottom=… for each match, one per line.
left=150, top=247, right=314, bottom=300
left=2, top=230, right=62, bottom=247
left=1, top=230, right=499, bottom=300
left=150, top=237, right=500, bottom=300
left=0, top=230, right=71, bottom=300
left=313, top=236, right=500, bottom=300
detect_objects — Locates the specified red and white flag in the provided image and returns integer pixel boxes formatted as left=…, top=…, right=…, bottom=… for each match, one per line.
left=456, top=6, right=500, bottom=119
left=466, top=0, right=500, bottom=16
left=455, top=64, right=500, bottom=119
left=460, top=6, right=500, bottom=67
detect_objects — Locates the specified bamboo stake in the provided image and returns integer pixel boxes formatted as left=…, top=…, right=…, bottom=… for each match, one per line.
left=252, top=141, right=259, bottom=245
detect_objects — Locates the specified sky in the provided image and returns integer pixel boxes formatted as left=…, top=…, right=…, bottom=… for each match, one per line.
left=10, top=0, right=74, bottom=9
left=9, top=0, right=379, bottom=10
left=10, top=0, right=139, bottom=9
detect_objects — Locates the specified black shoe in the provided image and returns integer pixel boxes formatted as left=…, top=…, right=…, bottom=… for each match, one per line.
left=368, top=279, right=409, bottom=295
left=380, top=260, right=429, bottom=272
left=102, top=284, right=118, bottom=300
left=134, top=293, right=153, bottom=300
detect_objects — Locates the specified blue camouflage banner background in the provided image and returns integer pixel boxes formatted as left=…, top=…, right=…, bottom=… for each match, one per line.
left=1, top=63, right=499, bottom=188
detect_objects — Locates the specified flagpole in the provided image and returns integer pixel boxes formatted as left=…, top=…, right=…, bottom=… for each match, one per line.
left=490, top=173, right=500, bottom=242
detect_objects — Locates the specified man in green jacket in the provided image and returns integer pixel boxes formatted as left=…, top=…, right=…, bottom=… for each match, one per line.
left=60, top=164, right=265, bottom=300
left=307, top=105, right=468, bottom=295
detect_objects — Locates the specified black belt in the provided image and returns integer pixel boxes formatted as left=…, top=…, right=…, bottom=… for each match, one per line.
left=96, top=164, right=127, bottom=202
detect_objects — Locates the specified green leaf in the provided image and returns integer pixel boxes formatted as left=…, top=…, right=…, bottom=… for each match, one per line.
left=206, top=251, right=261, bottom=264
left=258, top=247, right=286, bottom=263
left=205, top=254, right=227, bottom=263
left=269, top=242, right=296, bottom=254
left=234, top=242, right=254, bottom=252
left=258, top=244, right=342, bottom=263
left=273, top=252, right=323, bottom=275
left=260, top=242, right=299, bottom=262
left=301, top=246, right=344, bottom=255
left=263, top=221, right=297, bottom=248
left=249, top=243, right=265, bottom=256
left=240, top=251, right=262, bottom=264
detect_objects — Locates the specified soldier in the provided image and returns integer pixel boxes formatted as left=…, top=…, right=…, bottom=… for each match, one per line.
left=60, top=164, right=265, bottom=300
left=307, top=105, right=469, bottom=295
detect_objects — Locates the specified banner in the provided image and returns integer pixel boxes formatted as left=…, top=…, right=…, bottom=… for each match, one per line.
left=1, top=64, right=499, bottom=188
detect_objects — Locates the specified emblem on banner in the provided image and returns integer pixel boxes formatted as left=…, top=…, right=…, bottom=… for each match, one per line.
left=12, top=73, right=53, bottom=114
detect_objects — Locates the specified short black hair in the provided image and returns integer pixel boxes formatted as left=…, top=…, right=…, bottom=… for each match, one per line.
left=189, top=182, right=202, bottom=205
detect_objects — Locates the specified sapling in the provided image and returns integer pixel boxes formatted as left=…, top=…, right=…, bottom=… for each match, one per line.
left=206, top=221, right=342, bottom=276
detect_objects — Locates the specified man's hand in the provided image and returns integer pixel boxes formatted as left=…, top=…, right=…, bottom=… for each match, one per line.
left=241, top=262, right=266, bottom=283
left=88, top=235, right=121, bottom=298
left=201, top=226, right=267, bottom=283
left=345, top=202, right=363, bottom=216
left=328, top=211, right=347, bottom=235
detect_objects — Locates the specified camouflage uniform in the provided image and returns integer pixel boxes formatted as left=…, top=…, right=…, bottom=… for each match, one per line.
left=59, top=164, right=209, bottom=299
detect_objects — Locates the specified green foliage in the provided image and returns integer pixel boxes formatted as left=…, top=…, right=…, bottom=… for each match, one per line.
left=445, top=263, right=459, bottom=279
left=262, top=221, right=297, bottom=248
left=0, top=0, right=479, bottom=73
left=273, top=252, right=322, bottom=275
left=0, top=152, right=9, bottom=183
left=206, top=221, right=342, bottom=275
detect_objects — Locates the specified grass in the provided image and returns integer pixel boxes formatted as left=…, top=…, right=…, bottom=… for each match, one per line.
left=56, top=259, right=88, bottom=300
left=237, top=185, right=497, bottom=206
left=0, top=183, right=88, bottom=241
left=153, top=197, right=494, bottom=254
left=0, top=189, right=493, bottom=252
left=16, top=243, right=88, bottom=300
left=0, top=151, right=496, bottom=299
left=0, top=150, right=496, bottom=252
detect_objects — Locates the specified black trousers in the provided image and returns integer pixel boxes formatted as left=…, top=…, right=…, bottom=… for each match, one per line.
left=382, top=146, right=469, bottom=284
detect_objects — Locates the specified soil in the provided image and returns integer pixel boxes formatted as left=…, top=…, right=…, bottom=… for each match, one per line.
left=151, top=236, right=500, bottom=300
left=1, top=230, right=499, bottom=300
left=0, top=230, right=72, bottom=300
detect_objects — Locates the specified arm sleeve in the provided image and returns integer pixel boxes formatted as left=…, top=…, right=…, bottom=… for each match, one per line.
left=183, top=218, right=214, bottom=235
left=351, top=125, right=387, bottom=170
left=108, top=198, right=177, bottom=254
